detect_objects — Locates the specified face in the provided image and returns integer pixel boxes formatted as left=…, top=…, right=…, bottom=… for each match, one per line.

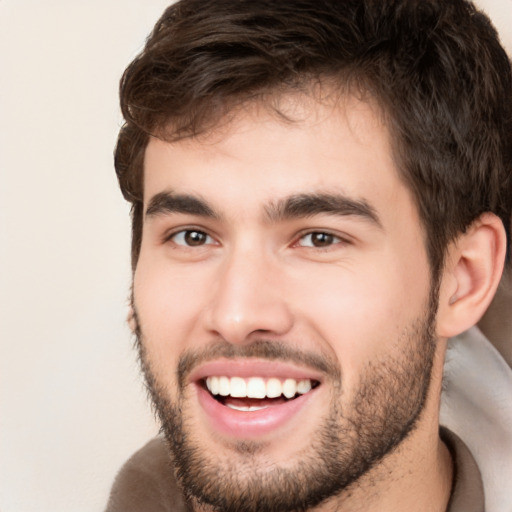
left=133, top=97, right=438, bottom=511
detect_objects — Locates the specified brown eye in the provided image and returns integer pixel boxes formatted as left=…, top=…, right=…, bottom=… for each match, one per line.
left=298, top=232, right=341, bottom=248
left=311, top=233, right=334, bottom=247
left=172, top=230, right=213, bottom=246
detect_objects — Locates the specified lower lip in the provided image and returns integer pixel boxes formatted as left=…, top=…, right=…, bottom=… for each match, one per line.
left=196, top=385, right=316, bottom=439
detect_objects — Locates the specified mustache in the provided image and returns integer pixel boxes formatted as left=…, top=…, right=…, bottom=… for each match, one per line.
left=130, top=302, right=341, bottom=390
left=176, top=339, right=341, bottom=391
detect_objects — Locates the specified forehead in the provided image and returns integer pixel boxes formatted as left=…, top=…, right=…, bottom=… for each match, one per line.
left=142, top=94, right=414, bottom=225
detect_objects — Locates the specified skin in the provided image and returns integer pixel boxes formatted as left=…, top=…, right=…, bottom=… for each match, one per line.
left=133, top=96, right=456, bottom=511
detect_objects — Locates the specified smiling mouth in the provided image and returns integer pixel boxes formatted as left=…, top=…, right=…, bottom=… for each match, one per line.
left=203, top=376, right=320, bottom=411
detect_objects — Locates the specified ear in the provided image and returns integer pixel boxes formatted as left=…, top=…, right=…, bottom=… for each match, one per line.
left=127, top=306, right=137, bottom=333
left=437, top=213, right=507, bottom=339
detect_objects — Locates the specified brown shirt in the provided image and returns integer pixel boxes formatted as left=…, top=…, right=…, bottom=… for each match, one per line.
left=105, top=430, right=484, bottom=512
left=441, top=428, right=484, bottom=512
left=106, top=437, right=186, bottom=512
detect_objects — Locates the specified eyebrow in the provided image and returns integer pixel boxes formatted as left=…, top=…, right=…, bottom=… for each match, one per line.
left=145, top=192, right=221, bottom=220
left=265, top=193, right=382, bottom=228
left=145, top=190, right=382, bottom=228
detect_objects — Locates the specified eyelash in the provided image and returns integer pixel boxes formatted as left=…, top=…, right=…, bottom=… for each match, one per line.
left=295, top=231, right=344, bottom=249
left=165, top=228, right=348, bottom=250
left=165, top=228, right=215, bottom=247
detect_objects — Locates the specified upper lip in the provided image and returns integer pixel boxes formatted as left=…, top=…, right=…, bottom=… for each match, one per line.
left=188, top=358, right=325, bottom=384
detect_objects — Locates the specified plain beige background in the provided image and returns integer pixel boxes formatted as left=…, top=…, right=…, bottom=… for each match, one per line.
left=0, top=1, right=511, bottom=511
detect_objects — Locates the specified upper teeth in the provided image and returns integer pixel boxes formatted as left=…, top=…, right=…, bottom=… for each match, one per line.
left=205, top=376, right=312, bottom=399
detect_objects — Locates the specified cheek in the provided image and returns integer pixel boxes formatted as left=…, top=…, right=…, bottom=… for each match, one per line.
left=133, top=257, right=213, bottom=371
left=288, top=256, right=430, bottom=379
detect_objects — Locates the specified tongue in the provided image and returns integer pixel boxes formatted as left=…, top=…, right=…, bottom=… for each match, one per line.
left=223, top=396, right=288, bottom=408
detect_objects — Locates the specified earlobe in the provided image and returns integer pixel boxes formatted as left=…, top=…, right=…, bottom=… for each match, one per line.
left=437, top=213, right=507, bottom=339
left=127, top=306, right=137, bottom=333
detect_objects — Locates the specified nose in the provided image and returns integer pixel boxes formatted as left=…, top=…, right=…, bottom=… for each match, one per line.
left=203, top=247, right=294, bottom=344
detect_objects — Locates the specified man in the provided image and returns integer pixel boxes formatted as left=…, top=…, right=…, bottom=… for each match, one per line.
left=106, top=0, right=512, bottom=510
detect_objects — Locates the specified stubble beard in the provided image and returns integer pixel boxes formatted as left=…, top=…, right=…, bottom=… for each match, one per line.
left=135, top=295, right=438, bottom=512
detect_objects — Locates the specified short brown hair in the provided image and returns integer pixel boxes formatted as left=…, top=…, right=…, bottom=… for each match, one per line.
left=115, top=0, right=512, bottom=276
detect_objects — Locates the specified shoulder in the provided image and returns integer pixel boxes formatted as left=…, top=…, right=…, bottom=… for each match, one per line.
left=441, top=328, right=512, bottom=511
left=105, top=437, right=187, bottom=512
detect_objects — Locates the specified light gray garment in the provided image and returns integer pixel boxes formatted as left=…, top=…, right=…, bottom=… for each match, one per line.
left=440, top=327, right=512, bottom=512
